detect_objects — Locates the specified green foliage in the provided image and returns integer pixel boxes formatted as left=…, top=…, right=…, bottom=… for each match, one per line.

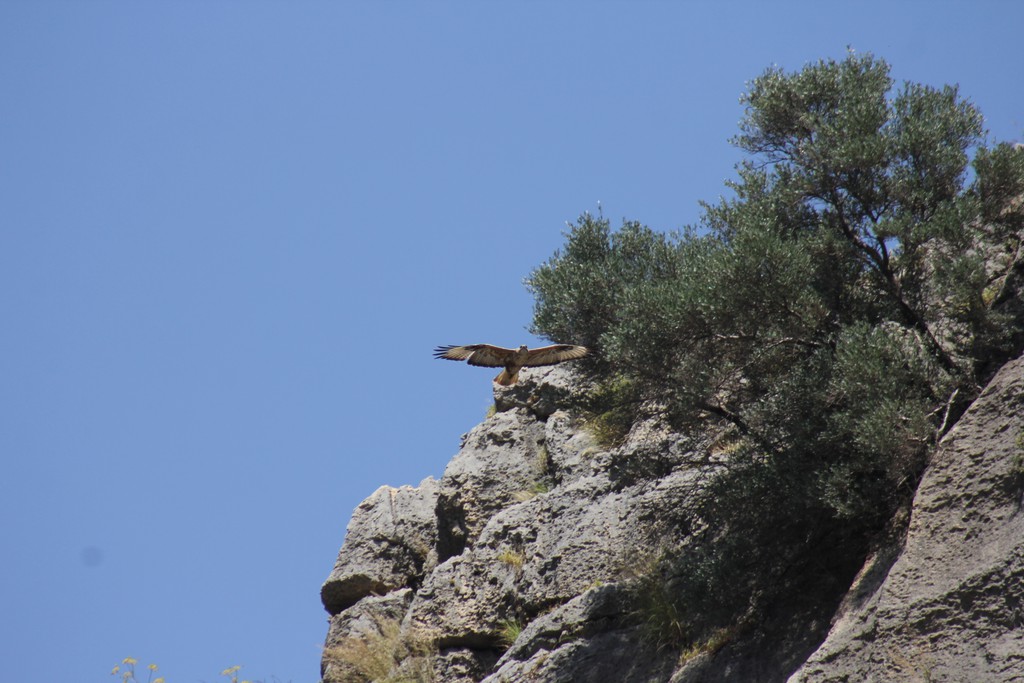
left=528, top=53, right=1024, bottom=651
left=582, top=374, right=644, bottom=448
left=632, top=554, right=689, bottom=650
left=528, top=216, right=683, bottom=377
left=497, top=618, right=525, bottom=648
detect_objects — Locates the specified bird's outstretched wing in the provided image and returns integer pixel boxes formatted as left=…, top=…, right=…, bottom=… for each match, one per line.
left=523, top=344, right=589, bottom=367
left=433, top=344, right=517, bottom=368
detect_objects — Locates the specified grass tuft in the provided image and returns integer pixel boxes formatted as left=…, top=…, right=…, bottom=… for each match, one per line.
left=324, top=617, right=436, bottom=683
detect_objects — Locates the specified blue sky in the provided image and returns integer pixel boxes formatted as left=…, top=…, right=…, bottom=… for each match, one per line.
left=1, top=2, right=1021, bottom=682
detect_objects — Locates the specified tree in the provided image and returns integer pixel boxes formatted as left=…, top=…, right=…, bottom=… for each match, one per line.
left=527, top=53, right=1024, bottom=648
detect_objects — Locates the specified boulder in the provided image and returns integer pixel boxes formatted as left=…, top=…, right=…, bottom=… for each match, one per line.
left=321, top=478, right=439, bottom=615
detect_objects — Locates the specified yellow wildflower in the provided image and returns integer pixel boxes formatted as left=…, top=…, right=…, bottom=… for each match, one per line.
left=123, top=657, right=138, bottom=665
left=154, top=678, right=166, bottom=683
left=111, top=666, right=120, bottom=676
left=148, top=663, right=158, bottom=671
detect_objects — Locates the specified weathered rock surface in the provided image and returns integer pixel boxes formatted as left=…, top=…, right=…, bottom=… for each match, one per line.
left=790, top=354, right=1024, bottom=683
left=321, top=478, right=440, bottom=615
left=484, top=584, right=673, bottom=683
left=322, top=589, right=417, bottom=683
left=320, top=367, right=699, bottom=681
left=320, top=357, right=1024, bottom=682
left=434, top=407, right=551, bottom=561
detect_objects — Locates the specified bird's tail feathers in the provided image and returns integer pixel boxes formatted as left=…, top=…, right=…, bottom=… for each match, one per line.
left=494, top=369, right=518, bottom=385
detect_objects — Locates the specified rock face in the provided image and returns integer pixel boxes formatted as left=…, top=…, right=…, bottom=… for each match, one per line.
left=321, top=478, right=440, bottom=616
left=320, top=359, right=1024, bottom=682
left=790, top=354, right=1024, bottom=683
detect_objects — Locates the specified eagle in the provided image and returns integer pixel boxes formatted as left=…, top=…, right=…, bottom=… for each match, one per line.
left=433, top=343, right=588, bottom=385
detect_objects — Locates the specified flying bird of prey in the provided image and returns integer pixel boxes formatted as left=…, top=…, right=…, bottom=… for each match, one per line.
left=433, top=343, right=588, bottom=385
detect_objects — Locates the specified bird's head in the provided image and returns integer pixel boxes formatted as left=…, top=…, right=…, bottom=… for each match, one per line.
left=518, top=344, right=529, bottom=352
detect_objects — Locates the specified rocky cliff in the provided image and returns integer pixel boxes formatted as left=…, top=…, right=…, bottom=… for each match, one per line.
left=320, top=357, right=1024, bottom=682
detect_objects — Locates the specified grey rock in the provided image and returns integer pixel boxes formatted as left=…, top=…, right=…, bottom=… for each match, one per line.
left=484, top=584, right=673, bottom=683
left=493, top=366, right=579, bottom=420
left=407, top=549, right=518, bottom=649
left=408, top=456, right=699, bottom=657
left=321, top=477, right=439, bottom=615
left=436, top=407, right=550, bottom=560
left=408, top=475, right=623, bottom=647
left=318, top=369, right=709, bottom=682
left=435, top=648, right=502, bottom=683
left=540, top=409, right=601, bottom=486
left=321, top=589, right=416, bottom=683
left=790, top=354, right=1024, bottom=683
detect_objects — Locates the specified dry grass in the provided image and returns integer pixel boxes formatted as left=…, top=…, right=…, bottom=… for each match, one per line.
left=677, top=627, right=735, bottom=666
left=324, top=616, right=436, bottom=683
left=511, top=481, right=551, bottom=503
left=496, top=547, right=526, bottom=570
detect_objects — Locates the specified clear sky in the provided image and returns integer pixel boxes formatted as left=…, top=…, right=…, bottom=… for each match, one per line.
left=1, top=2, right=1021, bottom=682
